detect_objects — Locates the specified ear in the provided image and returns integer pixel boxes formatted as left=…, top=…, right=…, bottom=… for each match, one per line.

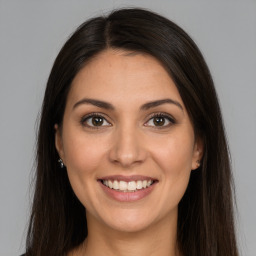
left=54, top=124, right=65, bottom=164
left=191, top=137, right=204, bottom=170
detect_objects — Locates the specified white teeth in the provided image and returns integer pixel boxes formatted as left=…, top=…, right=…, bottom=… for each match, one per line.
left=108, top=180, right=113, bottom=189
left=102, top=179, right=153, bottom=192
left=128, top=181, right=137, bottom=191
left=119, top=181, right=128, bottom=190
left=136, top=180, right=143, bottom=190
left=113, top=180, right=119, bottom=190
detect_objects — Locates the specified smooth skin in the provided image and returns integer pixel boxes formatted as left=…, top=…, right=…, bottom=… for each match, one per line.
left=55, top=49, right=203, bottom=256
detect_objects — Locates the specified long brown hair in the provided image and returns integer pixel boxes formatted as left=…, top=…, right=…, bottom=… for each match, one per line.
left=25, top=8, right=239, bottom=256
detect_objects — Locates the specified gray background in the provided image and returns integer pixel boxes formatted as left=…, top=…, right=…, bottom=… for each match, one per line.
left=0, top=0, right=255, bottom=255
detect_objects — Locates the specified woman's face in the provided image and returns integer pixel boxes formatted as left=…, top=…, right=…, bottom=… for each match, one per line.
left=55, top=49, right=202, bottom=233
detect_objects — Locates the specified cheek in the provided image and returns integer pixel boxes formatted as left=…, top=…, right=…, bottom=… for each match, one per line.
left=62, top=133, right=109, bottom=208
left=63, top=131, right=107, bottom=173
left=153, top=134, right=195, bottom=173
left=150, top=134, right=194, bottom=203
left=61, top=131, right=108, bottom=201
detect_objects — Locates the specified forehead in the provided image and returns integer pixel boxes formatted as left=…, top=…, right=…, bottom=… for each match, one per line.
left=67, top=49, right=184, bottom=108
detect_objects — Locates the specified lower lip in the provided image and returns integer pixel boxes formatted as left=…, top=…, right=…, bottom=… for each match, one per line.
left=98, top=181, right=157, bottom=202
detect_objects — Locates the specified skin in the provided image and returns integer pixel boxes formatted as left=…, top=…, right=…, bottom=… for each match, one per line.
left=55, top=49, right=203, bottom=256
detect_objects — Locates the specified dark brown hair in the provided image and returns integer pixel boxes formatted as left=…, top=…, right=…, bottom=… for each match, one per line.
left=25, top=8, right=239, bottom=256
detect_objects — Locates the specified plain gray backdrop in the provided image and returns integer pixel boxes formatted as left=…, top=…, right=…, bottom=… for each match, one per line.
left=0, top=1, right=255, bottom=255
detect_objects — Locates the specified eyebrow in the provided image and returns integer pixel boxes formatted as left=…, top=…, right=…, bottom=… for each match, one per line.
left=140, top=99, right=183, bottom=111
left=73, top=98, right=183, bottom=111
left=73, top=98, right=114, bottom=110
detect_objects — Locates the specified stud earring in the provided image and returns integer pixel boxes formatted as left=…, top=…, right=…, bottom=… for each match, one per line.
left=196, top=160, right=201, bottom=168
left=58, top=158, right=65, bottom=168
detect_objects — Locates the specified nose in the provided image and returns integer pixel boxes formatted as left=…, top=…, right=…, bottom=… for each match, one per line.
left=108, top=125, right=147, bottom=168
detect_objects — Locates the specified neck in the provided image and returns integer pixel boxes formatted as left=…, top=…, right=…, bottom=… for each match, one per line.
left=82, top=211, right=180, bottom=256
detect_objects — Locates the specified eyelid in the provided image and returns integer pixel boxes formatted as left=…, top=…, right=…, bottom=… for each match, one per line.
left=144, top=112, right=176, bottom=128
left=80, top=112, right=112, bottom=128
left=79, top=111, right=176, bottom=129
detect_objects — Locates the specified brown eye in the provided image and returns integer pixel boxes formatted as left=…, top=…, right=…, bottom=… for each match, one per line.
left=153, top=117, right=165, bottom=126
left=145, top=113, right=175, bottom=128
left=81, top=114, right=111, bottom=128
left=92, top=116, right=104, bottom=126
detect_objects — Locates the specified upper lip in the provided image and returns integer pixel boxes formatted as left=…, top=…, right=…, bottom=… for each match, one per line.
left=98, top=175, right=158, bottom=182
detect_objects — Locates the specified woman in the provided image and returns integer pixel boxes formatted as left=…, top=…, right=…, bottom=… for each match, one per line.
left=23, top=8, right=239, bottom=256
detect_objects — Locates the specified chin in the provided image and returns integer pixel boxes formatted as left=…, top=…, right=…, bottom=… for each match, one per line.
left=97, top=207, right=165, bottom=234
left=107, top=218, right=154, bottom=233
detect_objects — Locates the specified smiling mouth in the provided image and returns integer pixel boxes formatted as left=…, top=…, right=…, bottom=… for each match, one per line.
left=99, top=179, right=156, bottom=192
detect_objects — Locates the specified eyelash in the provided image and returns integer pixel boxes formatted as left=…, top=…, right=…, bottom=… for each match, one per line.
left=80, top=112, right=176, bottom=129
left=146, top=112, right=176, bottom=128
left=80, top=112, right=111, bottom=129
